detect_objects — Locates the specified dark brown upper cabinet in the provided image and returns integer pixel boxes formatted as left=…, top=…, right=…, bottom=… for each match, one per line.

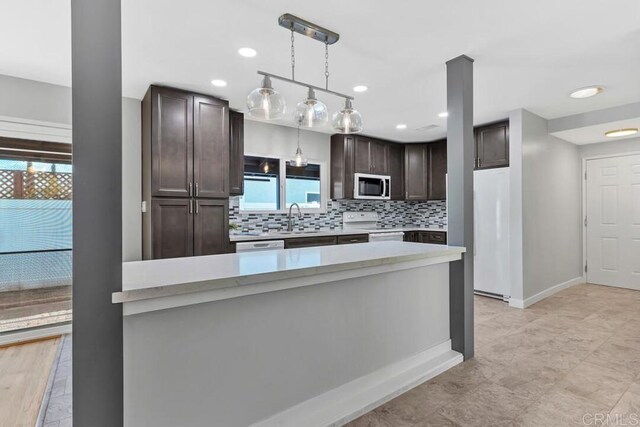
left=331, top=134, right=394, bottom=200
left=353, top=136, right=389, bottom=175
left=330, top=134, right=356, bottom=199
left=427, top=139, right=447, bottom=200
left=151, top=198, right=194, bottom=259
left=194, top=199, right=229, bottom=256
left=144, top=85, right=230, bottom=199
left=404, top=143, right=429, bottom=200
left=475, top=121, right=509, bottom=170
left=149, top=87, right=193, bottom=198
left=353, top=136, right=372, bottom=174
left=229, top=110, right=245, bottom=196
left=193, top=96, right=229, bottom=198
left=388, top=143, right=405, bottom=200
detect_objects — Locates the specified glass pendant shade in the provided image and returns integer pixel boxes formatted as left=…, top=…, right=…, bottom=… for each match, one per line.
left=290, top=146, right=308, bottom=167
left=295, top=88, right=328, bottom=127
left=331, top=99, right=363, bottom=134
left=246, top=76, right=286, bottom=120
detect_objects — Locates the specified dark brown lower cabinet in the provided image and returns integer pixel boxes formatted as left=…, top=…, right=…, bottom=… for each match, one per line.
left=151, top=198, right=194, bottom=259
left=403, top=231, right=447, bottom=245
left=285, top=236, right=338, bottom=249
left=337, top=234, right=369, bottom=244
left=148, top=197, right=229, bottom=259
left=194, top=199, right=229, bottom=256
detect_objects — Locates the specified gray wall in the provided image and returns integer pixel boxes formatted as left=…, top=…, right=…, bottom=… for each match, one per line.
left=122, top=98, right=142, bottom=261
left=0, top=74, right=141, bottom=261
left=579, top=137, right=640, bottom=159
left=0, top=74, right=72, bottom=124
left=516, top=109, right=583, bottom=299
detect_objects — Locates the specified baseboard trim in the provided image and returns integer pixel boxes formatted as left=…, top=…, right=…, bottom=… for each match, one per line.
left=509, top=276, right=585, bottom=309
left=251, top=340, right=463, bottom=427
left=0, top=323, right=71, bottom=347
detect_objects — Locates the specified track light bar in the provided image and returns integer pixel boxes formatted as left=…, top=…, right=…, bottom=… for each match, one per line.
left=257, top=71, right=354, bottom=100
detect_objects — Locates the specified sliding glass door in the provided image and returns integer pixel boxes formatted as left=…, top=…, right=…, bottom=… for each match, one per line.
left=0, top=139, right=72, bottom=334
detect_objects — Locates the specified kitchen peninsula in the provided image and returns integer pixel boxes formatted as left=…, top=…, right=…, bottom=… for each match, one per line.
left=115, top=241, right=465, bottom=427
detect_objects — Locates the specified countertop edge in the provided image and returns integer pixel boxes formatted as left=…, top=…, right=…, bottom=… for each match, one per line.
left=114, top=245, right=465, bottom=311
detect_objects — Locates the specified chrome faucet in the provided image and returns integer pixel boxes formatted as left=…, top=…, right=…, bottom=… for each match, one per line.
left=287, top=203, right=303, bottom=231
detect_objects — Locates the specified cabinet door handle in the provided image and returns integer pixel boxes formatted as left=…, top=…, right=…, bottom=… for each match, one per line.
left=188, top=182, right=193, bottom=197
left=195, top=182, right=199, bottom=197
left=189, top=200, right=193, bottom=214
left=196, top=201, right=199, bottom=214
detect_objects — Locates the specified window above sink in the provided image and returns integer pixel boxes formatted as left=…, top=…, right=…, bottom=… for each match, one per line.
left=239, top=154, right=327, bottom=214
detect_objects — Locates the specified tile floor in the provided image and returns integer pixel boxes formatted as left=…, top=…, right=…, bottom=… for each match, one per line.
left=348, top=283, right=640, bottom=426
left=40, top=334, right=72, bottom=427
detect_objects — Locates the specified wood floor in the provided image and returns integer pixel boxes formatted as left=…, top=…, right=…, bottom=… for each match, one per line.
left=349, top=283, right=640, bottom=426
left=0, top=337, right=60, bottom=427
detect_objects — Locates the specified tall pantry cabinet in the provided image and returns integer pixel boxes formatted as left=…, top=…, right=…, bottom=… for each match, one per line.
left=142, top=85, right=233, bottom=259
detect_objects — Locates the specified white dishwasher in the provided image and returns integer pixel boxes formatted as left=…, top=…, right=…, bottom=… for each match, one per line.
left=368, top=232, right=405, bottom=242
left=235, top=240, right=285, bottom=253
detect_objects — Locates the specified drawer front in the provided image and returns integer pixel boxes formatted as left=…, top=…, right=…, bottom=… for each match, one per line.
left=284, top=236, right=337, bottom=249
left=337, top=234, right=369, bottom=245
left=403, top=231, right=418, bottom=242
left=425, top=231, right=447, bottom=245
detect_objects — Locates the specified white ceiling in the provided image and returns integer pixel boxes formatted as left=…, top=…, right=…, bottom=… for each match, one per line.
left=1, top=0, right=640, bottom=142
left=550, top=118, right=640, bottom=145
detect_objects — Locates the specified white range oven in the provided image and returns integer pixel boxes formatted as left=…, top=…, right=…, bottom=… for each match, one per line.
left=342, top=212, right=405, bottom=242
left=354, top=173, right=391, bottom=200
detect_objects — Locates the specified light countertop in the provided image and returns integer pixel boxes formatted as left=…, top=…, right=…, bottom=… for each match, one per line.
left=229, top=226, right=447, bottom=242
left=114, top=241, right=464, bottom=310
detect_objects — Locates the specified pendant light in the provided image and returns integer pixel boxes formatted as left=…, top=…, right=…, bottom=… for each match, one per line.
left=246, top=75, right=286, bottom=120
left=295, top=88, right=328, bottom=128
left=246, top=14, right=364, bottom=132
left=331, top=99, right=363, bottom=134
left=289, top=119, right=308, bottom=167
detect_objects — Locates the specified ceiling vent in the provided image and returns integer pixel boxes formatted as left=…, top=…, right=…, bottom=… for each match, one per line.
left=415, top=124, right=439, bottom=132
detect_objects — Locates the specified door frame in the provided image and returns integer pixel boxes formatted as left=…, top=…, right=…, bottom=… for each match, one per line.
left=581, top=151, right=640, bottom=284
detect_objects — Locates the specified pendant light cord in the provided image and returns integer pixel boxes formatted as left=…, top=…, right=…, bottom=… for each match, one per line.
left=291, top=28, right=296, bottom=81
left=325, top=42, right=330, bottom=90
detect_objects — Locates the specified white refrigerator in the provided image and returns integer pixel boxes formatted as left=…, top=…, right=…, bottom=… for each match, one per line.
left=474, top=167, right=510, bottom=298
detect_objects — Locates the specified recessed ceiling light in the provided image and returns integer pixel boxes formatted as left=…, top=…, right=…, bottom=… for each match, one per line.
left=211, top=79, right=227, bottom=87
left=238, top=47, right=257, bottom=58
left=438, top=111, right=449, bottom=118
left=605, top=128, right=638, bottom=138
left=396, top=124, right=407, bottom=130
left=569, top=86, right=603, bottom=99
left=353, top=85, right=368, bottom=93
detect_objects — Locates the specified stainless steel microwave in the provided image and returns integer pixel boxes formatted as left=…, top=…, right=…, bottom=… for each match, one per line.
left=354, top=173, right=391, bottom=200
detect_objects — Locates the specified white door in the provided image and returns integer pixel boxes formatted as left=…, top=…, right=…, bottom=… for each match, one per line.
left=474, top=168, right=510, bottom=297
left=586, top=154, right=640, bottom=290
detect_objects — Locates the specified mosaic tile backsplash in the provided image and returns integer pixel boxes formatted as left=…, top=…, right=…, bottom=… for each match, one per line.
left=229, top=198, right=447, bottom=232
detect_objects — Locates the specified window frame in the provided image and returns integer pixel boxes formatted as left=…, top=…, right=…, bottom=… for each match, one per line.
left=239, top=152, right=328, bottom=214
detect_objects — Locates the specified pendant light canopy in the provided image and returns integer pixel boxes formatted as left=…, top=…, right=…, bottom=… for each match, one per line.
left=332, top=99, right=363, bottom=134
left=246, top=76, right=286, bottom=120
left=295, top=88, right=328, bottom=128
left=289, top=120, right=308, bottom=167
